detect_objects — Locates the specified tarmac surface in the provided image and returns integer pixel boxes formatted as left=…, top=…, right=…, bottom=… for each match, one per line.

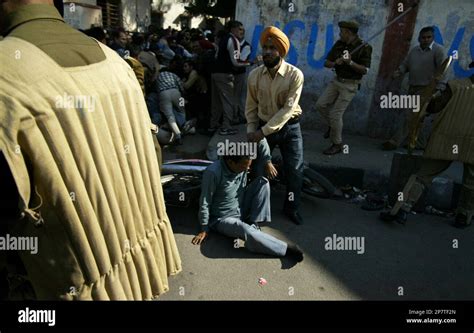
left=159, top=128, right=471, bottom=300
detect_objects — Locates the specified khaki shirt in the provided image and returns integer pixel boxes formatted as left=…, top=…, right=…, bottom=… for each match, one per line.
left=2, top=4, right=105, bottom=66
left=125, top=56, right=146, bottom=94
left=246, top=60, right=304, bottom=136
left=424, top=78, right=474, bottom=165
left=0, top=4, right=162, bottom=169
left=326, top=37, right=372, bottom=80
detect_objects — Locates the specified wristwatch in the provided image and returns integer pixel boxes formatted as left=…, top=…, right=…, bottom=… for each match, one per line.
left=349, top=60, right=354, bottom=66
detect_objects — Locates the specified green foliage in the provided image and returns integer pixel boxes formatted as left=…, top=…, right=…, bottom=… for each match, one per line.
left=185, top=0, right=236, bottom=18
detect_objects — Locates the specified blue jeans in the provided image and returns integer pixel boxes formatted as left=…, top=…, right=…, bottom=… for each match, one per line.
left=146, top=92, right=160, bottom=124
left=211, top=177, right=287, bottom=257
left=146, top=91, right=186, bottom=128
left=255, top=122, right=304, bottom=212
left=173, top=107, right=186, bottom=128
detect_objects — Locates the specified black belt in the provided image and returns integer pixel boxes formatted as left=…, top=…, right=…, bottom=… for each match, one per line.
left=259, top=116, right=299, bottom=127
left=336, top=76, right=361, bottom=84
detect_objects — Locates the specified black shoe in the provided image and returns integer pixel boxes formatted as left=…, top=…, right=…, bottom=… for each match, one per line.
left=452, top=214, right=471, bottom=229
left=197, top=128, right=210, bottom=135
left=171, top=136, right=183, bottom=145
left=284, top=210, right=304, bottom=225
left=379, top=210, right=407, bottom=225
left=219, top=128, right=238, bottom=135
left=323, top=127, right=331, bottom=139
left=285, top=244, right=304, bottom=262
left=361, top=196, right=386, bottom=211
left=382, top=140, right=398, bottom=151
left=323, top=143, right=343, bottom=155
left=207, top=127, right=217, bottom=135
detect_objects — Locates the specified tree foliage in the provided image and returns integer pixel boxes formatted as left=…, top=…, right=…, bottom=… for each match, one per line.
left=185, top=0, right=236, bottom=18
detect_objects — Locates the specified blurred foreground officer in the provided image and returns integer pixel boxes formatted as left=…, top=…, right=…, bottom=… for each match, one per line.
left=380, top=62, right=474, bottom=228
left=0, top=0, right=181, bottom=300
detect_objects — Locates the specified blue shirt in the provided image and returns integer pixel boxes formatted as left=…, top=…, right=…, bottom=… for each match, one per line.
left=198, top=139, right=272, bottom=231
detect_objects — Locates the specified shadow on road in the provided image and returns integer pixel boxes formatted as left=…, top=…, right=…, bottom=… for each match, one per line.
left=167, top=184, right=474, bottom=299
left=166, top=203, right=299, bottom=270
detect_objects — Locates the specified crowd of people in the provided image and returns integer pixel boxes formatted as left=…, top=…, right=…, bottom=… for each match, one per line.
left=83, top=21, right=255, bottom=145
left=0, top=0, right=472, bottom=300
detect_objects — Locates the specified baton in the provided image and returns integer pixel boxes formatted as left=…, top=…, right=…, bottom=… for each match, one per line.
left=350, top=2, right=419, bottom=55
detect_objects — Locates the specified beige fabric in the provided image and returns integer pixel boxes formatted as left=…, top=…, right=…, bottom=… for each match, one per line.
left=315, top=79, right=358, bottom=144
left=246, top=60, right=304, bottom=136
left=424, top=78, right=474, bottom=164
left=0, top=37, right=181, bottom=300
left=395, top=159, right=474, bottom=223
left=125, top=56, right=146, bottom=95
left=415, top=159, right=474, bottom=220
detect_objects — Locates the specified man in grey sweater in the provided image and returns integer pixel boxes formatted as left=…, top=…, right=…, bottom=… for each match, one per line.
left=383, top=26, right=447, bottom=150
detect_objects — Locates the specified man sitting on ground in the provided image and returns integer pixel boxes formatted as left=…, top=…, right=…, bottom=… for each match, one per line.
left=192, top=140, right=303, bottom=263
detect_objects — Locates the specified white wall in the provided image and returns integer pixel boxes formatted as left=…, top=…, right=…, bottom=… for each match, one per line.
left=63, top=2, right=102, bottom=30
left=236, top=0, right=390, bottom=134
left=122, top=0, right=151, bottom=32
left=236, top=0, right=474, bottom=135
left=152, top=0, right=204, bottom=29
left=415, top=0, right=474, bottom=79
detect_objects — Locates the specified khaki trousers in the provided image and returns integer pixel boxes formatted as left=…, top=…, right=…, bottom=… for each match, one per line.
left=401, top=159, right=474, bottom=224
left=316, top=79, right=358, bottom=144
left=389, top=85, right=428, bottom=148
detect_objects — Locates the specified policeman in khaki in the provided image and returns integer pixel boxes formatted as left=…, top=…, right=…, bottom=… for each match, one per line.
left=315, top=21, right=372, bottom=155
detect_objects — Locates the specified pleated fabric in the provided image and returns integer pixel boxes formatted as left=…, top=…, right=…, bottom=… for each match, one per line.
left=424, top=78, right=474, bottom=165
left=0, top=37, right=181, bottom=300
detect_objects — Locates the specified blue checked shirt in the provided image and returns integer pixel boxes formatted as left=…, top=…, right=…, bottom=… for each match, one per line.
left=157, top=70, right=183, bottom=93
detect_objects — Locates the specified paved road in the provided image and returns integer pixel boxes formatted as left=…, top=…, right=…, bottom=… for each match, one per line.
left=159, top=186, right=474, bottom=300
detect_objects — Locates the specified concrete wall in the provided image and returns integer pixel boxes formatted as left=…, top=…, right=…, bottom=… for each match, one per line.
left=63, top=2, right=103, bottom=30
left=236, top=0, right=474, bottom=136
left=414, top=0, right=474, bottom=79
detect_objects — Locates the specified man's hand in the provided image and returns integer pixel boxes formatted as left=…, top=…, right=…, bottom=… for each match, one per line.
left=431, top=89, right=442, bottom=99
left=247, top=129, right=265, bottom=143
left=342, top=54, right=352, bottom=65
left=335, top=57, right=344, bottom=66
left=265, top=162, right=278, bottom=180
left=192, top=231, right=208, bottom=245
